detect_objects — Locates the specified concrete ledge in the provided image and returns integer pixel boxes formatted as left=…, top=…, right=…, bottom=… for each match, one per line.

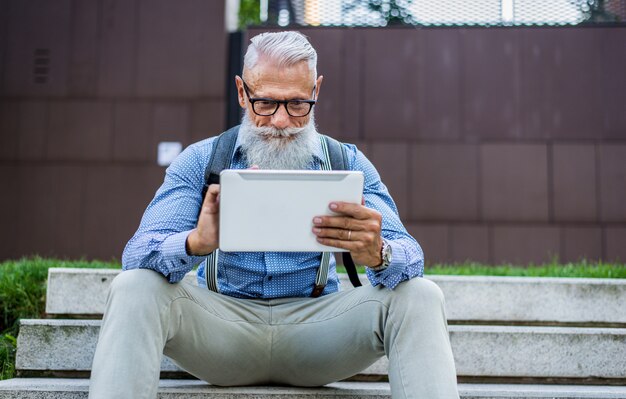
left=45, top=268, right=196, bottom=316
left=3, top=379, right=626, bottom=399
left=46, top=268, right=626, bottom=325
left=16, top=320, right=626, bottom=380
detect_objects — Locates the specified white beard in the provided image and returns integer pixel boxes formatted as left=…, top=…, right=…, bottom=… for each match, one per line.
left=238, top=110, right=319, bottom=170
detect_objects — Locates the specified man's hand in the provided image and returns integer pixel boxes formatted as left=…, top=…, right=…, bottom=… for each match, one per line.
left=186, top=184, right=220, bottom=256
left=312, top=201, right=383, bottom=267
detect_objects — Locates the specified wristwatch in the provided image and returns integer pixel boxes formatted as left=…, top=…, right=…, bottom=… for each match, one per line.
left=369, top=238, right=392, bottom=272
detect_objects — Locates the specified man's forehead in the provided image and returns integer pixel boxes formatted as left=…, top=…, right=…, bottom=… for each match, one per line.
left=243, top=59, right=315, bottom=89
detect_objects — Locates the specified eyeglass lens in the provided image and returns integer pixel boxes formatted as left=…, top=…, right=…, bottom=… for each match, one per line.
left=253, top=100, right=311, bottom=117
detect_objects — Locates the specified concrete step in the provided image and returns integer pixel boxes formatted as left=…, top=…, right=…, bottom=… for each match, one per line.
left=16, top=319, right=626, bottom=381
left=2, top=379, right=626, bottom=399
left=45, top=268, right=626, bottom=325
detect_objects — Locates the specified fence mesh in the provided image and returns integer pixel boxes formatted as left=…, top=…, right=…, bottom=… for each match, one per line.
left=261, top=0, right=626, bottom=27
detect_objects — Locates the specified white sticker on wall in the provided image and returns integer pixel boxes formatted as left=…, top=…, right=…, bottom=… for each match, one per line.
left=157, top=142, right=183, bottom=167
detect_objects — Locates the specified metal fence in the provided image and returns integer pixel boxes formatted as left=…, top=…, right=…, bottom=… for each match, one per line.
left=261, top=0, right=626, bottom=27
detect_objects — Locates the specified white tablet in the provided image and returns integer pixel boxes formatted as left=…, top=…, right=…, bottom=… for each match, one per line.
left=219, top=170, right=364, bottom=252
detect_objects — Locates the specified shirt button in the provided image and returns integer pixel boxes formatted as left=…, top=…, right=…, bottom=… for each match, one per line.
left=267, top=276, right=273, bottom=281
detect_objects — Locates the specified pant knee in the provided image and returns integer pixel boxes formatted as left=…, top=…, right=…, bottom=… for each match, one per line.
left=108, top=268, right=170, bottom=301
left=390, top=277, right=446, bottom=314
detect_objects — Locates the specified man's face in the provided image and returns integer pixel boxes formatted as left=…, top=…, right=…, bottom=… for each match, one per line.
left=236, top=60, right=323, bottom=132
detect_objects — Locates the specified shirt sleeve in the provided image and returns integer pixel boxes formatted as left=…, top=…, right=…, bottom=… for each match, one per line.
left=346, top=144, right=425, bottom=289
left=121, top=141, right=210, bottom=283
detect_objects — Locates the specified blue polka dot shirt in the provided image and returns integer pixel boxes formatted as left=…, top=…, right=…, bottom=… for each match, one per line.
left=122, top=129, right=424, bottom=299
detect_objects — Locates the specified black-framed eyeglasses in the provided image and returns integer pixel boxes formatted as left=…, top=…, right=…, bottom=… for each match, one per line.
left=242, top=79, right=317, bottom=117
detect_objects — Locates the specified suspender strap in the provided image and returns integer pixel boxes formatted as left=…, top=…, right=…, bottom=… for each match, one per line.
left=311, top=135, right=334, bottom=297
left=204, top=251, right=219, bottom=292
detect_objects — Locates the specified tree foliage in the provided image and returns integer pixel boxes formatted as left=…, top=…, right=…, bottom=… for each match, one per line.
left=239, top=0, right=262, bottom=29
left=571, top=0, right=622, bottom=23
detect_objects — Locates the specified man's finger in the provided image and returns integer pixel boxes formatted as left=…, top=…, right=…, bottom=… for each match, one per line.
left=313, top=227, right=357, bottom=241
left=203, top=184, right=221, bottom=212
left=206, top=184, right=220, bottom=198
left=313, top=215, right=361, bottom=231
left=315, top=236, right=357, bottom=251
left=329, top=201, right=372, bottom=220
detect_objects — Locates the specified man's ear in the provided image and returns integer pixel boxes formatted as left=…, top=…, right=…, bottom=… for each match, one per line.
left=235, top=76, right=246, bottom=108
left=315, top=75, right=324, bottom=99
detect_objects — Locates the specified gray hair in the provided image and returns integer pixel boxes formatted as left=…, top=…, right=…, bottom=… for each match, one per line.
left=243, top=31, right=317, bottom=78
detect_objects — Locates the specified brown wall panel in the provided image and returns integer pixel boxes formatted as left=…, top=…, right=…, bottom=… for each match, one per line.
left=599, top=144, right=626, bottom=222
left=0, top=0, right=9, bottom=95
left=152, top=103, right=190, bottom=148
left=362, top=29, right=420, bottom=140
left=190, top=100, right=227, bottom=144
left=406, top=223, right=450, bottom=264
left=135, top=0, right=226, bottom=97
left=3, top=0, right=72, bottom=96
left=17, top=165, right=85, bottom=258
left=47, top=101, right=113, bottom=161
left=450, top=225, right=489, bottom=264
left=68, top=0, right=100, bottom=96
left=552, top=143, right=597, bottom=222
left=481, top=143, right=549, bottom=222
left=601, top=28, right=626, bottom=139
left=548, top=28, right=603, bottom=139
left=83, top=165, right=163, bottom=260
left=341, top=29, right=363, bottom=140
left=0, top=101, right=19, bottom=160
left=521, top=28, right=603, bottom=139
left=98, top=0, right=138, bottom=97
left=417, top=28, right=461, bottom=140
left=410, top=144, right=479, bottom=221
left=112, top=101, right=153, bottom=161
left=17, top=101, right=48, bottom=160
left=304, top=29, right=358, bottom=141
left=492, top=225, right=560, bottom=264
left=605, top=227, right=626, bottom=262
left=561, top=226, right=603, bottom=263
left=463, top=28, right=521, bottom=139
left=0, top=166, right=20, bottom=259
left=369, top=142, right=409, bottom=219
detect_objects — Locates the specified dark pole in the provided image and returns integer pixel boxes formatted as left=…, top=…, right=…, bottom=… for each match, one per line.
left=226, top=31, right=244, bottom=129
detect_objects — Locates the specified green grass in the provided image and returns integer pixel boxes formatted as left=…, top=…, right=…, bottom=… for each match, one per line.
left=0, top=257, right=117, bottom=380
left=426, top=261, right=626, bottom=278
left=338, top=260, right=626, bottom=278
left=0, top=257, right=624, bottom=380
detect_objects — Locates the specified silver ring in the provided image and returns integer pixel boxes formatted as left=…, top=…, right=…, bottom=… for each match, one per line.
left=348, top=230, right=352, bottom=240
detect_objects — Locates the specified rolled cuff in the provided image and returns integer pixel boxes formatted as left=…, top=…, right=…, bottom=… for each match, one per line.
left=366, top=240, right=410, bottom=289
left=160, top=230, right=205, bottom=283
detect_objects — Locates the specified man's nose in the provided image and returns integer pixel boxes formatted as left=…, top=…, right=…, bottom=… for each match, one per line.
left=270, top=104, right=292, bottom=129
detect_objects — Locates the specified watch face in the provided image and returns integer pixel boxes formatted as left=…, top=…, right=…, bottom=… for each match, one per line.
left=382, top=241, right=392, bottom=265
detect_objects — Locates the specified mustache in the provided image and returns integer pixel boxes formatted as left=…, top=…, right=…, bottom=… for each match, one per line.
left=252, top=124, right=306, bottom=138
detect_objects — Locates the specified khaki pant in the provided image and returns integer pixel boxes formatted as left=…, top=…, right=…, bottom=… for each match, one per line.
left=89, top=269, right=459, bottom=399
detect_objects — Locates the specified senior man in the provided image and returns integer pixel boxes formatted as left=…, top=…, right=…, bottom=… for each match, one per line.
left=89, top=31, right=459, bottom=399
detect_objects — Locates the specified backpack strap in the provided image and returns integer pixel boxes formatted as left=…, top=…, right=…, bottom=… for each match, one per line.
left=201, top=125, right=240, bottom=200
left=322, top=134, right=348, bottom=170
